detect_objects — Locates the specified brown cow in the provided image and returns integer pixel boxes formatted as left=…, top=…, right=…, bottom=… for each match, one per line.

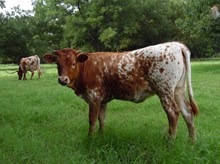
left=44, top=42, right=199, bottom=141
left=18, top=55, right=42, bottom=80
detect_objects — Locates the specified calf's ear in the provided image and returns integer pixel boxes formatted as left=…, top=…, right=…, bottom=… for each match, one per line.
left=77, top=54, right=88, bottom=63
left=43, top=54, right=57, bottom=63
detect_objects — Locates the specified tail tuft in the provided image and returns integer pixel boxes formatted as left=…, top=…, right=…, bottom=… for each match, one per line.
left=190, top=96, right=199, bottom=116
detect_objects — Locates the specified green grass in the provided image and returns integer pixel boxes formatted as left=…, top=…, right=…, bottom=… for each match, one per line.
left=0, top=61, right=220, bottom=163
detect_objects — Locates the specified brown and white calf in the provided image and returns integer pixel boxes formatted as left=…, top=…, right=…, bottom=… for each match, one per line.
left=18, top=55, right=42, bottom=80
left=44, top=42, right=199, bottom=140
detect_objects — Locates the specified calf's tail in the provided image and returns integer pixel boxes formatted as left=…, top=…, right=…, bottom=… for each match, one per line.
left=181, top=45, right=199, bottom=116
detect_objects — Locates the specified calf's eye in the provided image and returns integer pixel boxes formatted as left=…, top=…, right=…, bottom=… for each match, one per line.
left=72, top=62, right=76, bottom=68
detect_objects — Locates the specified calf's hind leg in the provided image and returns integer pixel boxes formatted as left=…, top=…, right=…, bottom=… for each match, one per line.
left=38, top=70, right=43, bottom=78
left=174, top=87, right=196, bottom=141
left=98, top=103, right=107, bottom=133
left=159, top=95, right=181, bottom=140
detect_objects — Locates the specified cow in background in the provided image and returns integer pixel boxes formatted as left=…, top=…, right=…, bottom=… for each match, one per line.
left=18, top=55, right=42, bottom=80
left=211, top=5, right=220, bottom=20
left=44, top=42, right=199, bottom=141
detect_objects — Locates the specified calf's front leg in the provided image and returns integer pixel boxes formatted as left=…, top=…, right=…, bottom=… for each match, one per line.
left=30, top=71, right=34, bottom=80
left=88, top=102, right=100, bottom=136
left=23, top=72, right=27, bottom=80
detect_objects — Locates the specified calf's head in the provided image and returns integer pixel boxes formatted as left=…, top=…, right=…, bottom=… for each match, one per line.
left=44, top=48, right=88, bottom=86
left=17, top=66, right=23, bottom=80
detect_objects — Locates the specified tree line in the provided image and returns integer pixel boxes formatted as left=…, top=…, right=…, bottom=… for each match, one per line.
left=0, top=0, right=219, bottom=63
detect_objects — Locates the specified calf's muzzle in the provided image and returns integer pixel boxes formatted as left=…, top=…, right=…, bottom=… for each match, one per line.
left=58, top=76, right=70, bottom=86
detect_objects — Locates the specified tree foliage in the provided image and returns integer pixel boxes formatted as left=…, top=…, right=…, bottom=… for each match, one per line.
left=0, top=7, right=34, bottom=63
left=0, top=0, right=219, bottom=63
left=63, top=0, right=178, bottom=51
left=0, top=0, right=5, bottom=9
left=175, top=0, right=219, bottom=57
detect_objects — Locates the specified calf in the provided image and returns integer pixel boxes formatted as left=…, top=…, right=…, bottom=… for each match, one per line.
left=18, top=55, right=42, bottom=80
left=44, top=42, right=199, bottom=140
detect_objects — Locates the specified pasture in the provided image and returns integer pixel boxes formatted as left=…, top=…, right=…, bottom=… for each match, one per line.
left=0, top=61, right=220, bottom=163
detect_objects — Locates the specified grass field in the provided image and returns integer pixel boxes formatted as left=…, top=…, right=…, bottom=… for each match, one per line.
left=0, top=61, right=220, bottom=163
